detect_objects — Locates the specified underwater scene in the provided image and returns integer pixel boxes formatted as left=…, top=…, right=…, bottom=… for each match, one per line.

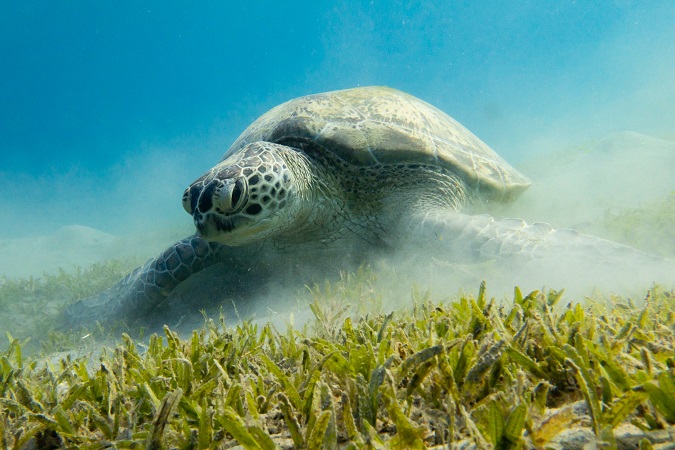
left=1, top=2, right=674, bottom=448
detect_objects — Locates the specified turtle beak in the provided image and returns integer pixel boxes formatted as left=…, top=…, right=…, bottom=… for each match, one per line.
left=184, top=176, right=251, bottom=242
left=188, top=180, right=219, bottom=234
left=182, top=176, right=217, bottom=233
left=182, top=177, right=206, bottom=215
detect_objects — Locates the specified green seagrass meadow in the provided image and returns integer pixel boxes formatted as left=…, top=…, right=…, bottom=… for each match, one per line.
left=1, top=193, right=674, bottom=449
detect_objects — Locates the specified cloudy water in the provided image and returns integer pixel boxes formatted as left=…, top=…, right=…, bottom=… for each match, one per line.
left=0, top=2, right=673, bottom=337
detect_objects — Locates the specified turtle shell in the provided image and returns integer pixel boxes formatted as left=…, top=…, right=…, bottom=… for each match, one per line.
left=224, top=86, right=530, bottom=202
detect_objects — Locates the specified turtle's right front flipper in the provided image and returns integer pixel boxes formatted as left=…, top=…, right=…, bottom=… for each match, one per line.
left=63, top=235, right=228, bottom=326
left=406, top=211, right=675, bottom=286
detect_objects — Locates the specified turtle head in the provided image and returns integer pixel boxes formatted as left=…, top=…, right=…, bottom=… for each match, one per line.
left=182, top=142, right=302, bottom=246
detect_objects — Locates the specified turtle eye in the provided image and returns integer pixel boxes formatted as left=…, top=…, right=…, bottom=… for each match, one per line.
left=228, top=177, right=247, bottom=213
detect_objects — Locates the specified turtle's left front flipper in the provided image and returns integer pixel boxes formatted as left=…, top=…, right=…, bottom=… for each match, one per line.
left=62, top=235, right=232, bottom=327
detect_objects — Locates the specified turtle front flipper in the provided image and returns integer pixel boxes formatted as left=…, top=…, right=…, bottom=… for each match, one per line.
left=405, top=211, right=675, bottom=287
left=63, top=235, right=228, bottom=326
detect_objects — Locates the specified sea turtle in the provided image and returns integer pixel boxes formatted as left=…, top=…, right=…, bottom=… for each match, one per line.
left=64, top=86, right=665, bottom=325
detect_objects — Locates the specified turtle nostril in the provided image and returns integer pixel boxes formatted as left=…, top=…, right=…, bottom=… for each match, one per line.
left=189, top=187, right=201, bottom=214
left=183, top=186, right=202, bottom=215
left=197, top=182, right=216, bottom=214
left=182, top=189, right=190, bottom=213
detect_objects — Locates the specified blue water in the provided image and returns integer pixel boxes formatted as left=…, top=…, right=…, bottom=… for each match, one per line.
left=1, top=1, right=674, bottom=237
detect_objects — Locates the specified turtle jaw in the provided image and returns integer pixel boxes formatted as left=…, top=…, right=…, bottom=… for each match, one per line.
left=194, top=212, right=276, bottom=245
